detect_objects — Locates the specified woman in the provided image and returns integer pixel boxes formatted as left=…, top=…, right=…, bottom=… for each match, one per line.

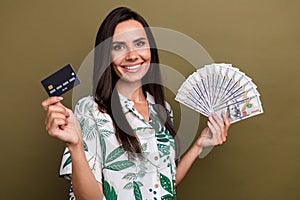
left=41, top=7, right=230, bottom=200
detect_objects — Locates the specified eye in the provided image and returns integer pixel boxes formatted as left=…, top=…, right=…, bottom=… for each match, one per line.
left=112, top=44, right=125, bottom=51
left=136, top=40, right=146, bottom=47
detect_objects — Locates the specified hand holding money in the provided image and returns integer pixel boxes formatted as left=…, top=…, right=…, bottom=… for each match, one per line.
left=196, top=112, right=230, bottom=148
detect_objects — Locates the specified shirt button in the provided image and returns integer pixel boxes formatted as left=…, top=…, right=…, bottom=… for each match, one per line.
left=154, top=183, right=159, bottom=188
left=154, top=156, right=158, bottom=160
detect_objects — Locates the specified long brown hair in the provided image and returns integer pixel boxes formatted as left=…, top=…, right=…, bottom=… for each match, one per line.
left=93, top=7, right=176, bottom=154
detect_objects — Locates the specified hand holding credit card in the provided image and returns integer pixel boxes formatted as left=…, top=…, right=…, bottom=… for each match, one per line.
left=41, top=64, right=80, bottom=96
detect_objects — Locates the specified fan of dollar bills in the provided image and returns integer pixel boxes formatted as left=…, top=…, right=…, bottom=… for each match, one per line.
left=175, top=63, right=263, bottom=123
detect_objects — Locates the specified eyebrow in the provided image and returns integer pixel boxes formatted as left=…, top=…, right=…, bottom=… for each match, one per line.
left=112, top=37, right=147, bottom=45
left=112, top=41, right=126, bottom=45
left=133, top=37, right=147, bottom=43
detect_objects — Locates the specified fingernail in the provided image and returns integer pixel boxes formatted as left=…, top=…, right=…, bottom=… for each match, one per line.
left=66, top=111, right=70, bottom=117
left=57, top=96, right=63, bottom=100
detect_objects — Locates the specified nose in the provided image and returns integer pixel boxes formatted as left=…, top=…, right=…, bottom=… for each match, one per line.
left=125, top=50, right=138, bottom=61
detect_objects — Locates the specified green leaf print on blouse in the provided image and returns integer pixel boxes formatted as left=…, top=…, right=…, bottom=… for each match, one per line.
left=166, top=108, right=174, bottom=125
left=133, top=181, right=143, bottom=200
left=102, top=141, right=136, bottom=172
left=62, top=141, right=89, bottom=169
left=121, top=158, right=147, bottom=181
left=122, top=173, right=138, bottom=181
left=123, top=181, right=143, bottom=190
left=155, top=133, right=171, bottom=157
left=103, top=178, right=118, bottom=200
left=98, top=128, right=115, bottom=165
left=160, top=173, right=174, bottom=198
left=100, top=129, right=114, bottom=138
left=121, top=152, right=148, bottom=197
left=122, top=181, right=143, bottom=200
left=105, top=160, right=135, bottom=171
left=149, top=111, right=163, bottom=133
left=133, top=127, right=153, bottom=132
left=76, top=99, right=92, bottom=114
left=161, top=194, right=174, bottom=200
left=149, top=107, right=174, bottom=157
left=63, top=156, right=72, bottom=169
left=105, top=146, right=125, bottom=163
left=81, top=118, right=110, bottom=141
left=158, top=143, right=170, bottom=156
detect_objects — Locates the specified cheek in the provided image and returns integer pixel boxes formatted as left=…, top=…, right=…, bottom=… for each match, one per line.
left=111, top=52, right=126, bottom=65
left=140, top=48, right=151, bottom=60
left=112, top=64, right=123, bottom=78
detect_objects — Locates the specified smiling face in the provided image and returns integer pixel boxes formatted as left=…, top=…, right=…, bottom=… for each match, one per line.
left=111, top=20, right=151, bottom=85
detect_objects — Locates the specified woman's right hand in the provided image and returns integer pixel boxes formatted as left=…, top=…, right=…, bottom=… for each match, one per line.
left=41, top=96, right=82, bottom=146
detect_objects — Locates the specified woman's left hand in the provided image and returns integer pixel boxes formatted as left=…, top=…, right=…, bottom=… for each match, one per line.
left=196, top=111, right=230, bottom=148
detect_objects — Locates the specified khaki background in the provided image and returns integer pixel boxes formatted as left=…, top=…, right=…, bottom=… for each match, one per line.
left=1, top=0, right=300, bottom=199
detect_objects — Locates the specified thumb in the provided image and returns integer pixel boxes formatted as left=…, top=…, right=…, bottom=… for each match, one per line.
left=197, top=127, right=209, bottom=146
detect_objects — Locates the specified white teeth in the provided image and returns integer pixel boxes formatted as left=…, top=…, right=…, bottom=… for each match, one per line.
left=124, top=64, right=141, bottom=70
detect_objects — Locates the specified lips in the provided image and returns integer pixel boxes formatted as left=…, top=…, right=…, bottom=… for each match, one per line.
left=121, top=62, right=144, bottom=72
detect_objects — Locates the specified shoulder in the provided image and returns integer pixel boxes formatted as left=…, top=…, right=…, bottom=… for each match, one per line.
left=74, top=96, right=111, bottom=121
left=74, top=96, right=96, bottom=116
left=74, top=96, right=115, bottom=137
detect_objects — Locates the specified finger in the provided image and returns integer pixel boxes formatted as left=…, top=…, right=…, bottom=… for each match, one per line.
left=47, top=104, right=69, bottom=116
left=212, top=113, right=229, bottom=143
left=208, top=115, right=221, bottom=134
left=65, top=109, right=81, bottom=133
left=208, top=115, right=224, bottom=145
left=45, top=105, right=68, bottom=124
left=207, top=120, right=220, bottom=145
left=198, top=127, right=214, bottom=147
left=212, top=113, right=225, bottom=130
left=46, top=112, right=67, bottom=124
left=46, top=117, right=68, bottom=136
left=207, top=116, right=217, bottom=133
left=41, top=96, right=63, bottom=111
left=222, top=111, right=230, bottom=140
left=212, top=113, right=225, bottom=142
left=222, top=111, right=231, bottom=135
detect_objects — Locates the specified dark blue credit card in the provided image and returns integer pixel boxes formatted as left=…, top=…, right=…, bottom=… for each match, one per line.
left=41, top=64, right=80, bottom=96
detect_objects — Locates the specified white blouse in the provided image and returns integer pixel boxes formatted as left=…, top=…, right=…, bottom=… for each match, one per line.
left=59, top=93, right=176, bottom=200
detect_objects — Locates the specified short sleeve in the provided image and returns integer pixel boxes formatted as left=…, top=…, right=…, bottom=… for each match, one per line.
left=59, top=96, right=111, bottom=184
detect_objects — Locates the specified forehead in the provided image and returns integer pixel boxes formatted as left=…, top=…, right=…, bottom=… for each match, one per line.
left=113, top=20, right=147, bottom=41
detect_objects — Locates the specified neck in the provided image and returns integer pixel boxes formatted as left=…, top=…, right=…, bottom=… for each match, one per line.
left=116, top=79, right=146, bottom=102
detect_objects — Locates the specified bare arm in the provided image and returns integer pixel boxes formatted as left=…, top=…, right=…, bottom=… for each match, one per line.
left=42, top=97, right=103, bottom=200
left=175, top=112, right=230, bottom=186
